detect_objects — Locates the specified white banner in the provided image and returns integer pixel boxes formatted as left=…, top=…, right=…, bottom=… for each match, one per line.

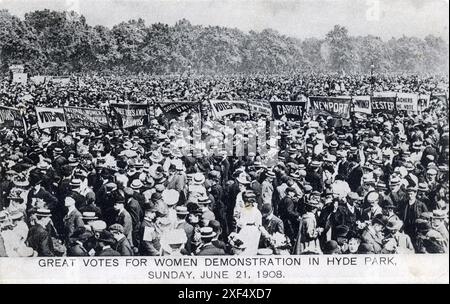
left=12, top=73, right=28, bottom=85
left=396, top=92, right=418, bottom=113
left=209, top=100, right=249, bottom=118
left=35, top=107, right=67, bottom=129
left=0, top=255, right=447, bottom=284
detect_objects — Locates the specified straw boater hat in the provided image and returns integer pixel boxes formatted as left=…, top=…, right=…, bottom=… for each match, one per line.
left=199, top=227, right=216, bottom=239
left=130, top=179, right=143, bottom=190
left=82, top=212, right=98, bottom=221
left=192, top=173, right=206, bottom=185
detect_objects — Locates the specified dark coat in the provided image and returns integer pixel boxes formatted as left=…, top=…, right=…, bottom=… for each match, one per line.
left=176, top=220, right=194, bottom=254
left=67, top=242, right=89, bottom=256
left=333, top=204, right=363, bottom=235
left=96, top=246, right=121, bottom=256
left=262, top=214, right=284, bottom=235
left=63, top=209, right=85, bottom=242
left=196, top=243, right=226, bottom=256
left=26, top=223, right=55, bottom=257
left=114, top=236, right=134, bottom=256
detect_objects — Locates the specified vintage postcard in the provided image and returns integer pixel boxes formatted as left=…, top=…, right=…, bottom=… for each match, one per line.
left=0, top=0, right=448, bottom=285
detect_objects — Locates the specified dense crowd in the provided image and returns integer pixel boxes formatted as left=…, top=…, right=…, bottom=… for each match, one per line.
left=0, top=73, right=448, bottom=257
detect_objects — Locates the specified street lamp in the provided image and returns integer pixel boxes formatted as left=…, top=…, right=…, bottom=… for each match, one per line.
left=370, top=64, right=375, bottom=96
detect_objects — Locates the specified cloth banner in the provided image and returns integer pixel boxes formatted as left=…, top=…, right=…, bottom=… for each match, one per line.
left=12, top=73, right=28, bottom=85
left=0, top=106, right=26, bottom=130
left=309, top=96, right=351, bottom=119
left=371, top=96, right=397, bottom=115
left=209, top=100, right=249, bottom=118
left=51, top=77, right=70, bottom=86
left=248, top=100, right=273, bottom=117
left=396, top=92, right=418, bottom=113
left=63, top=106, right=110, bottom=129
left=418, top=94, right=431, bottom=112
left=110, top=103, right=150, bottom=129
left=158, top=101, right=200, bottom=120
left=35, top=107, right=67, bottom=129
left=269, top=101, right=307, bottom=120
left=352, top=95, right=371, bottom=115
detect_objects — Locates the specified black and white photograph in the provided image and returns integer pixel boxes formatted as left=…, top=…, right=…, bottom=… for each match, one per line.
left=0, top=0, right=448, bottom=284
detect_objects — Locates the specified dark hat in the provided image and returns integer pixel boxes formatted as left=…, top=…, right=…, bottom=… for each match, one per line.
left=261, top=204, right=273, bottom=215
left=381, top=200, right=395, bottom=209
left=358, top=243, right=375, bottom=254
left=323, top=240, right=340, bottom=254
left=151, top=192, right=163, bottom=202
left=416, top=219, right=431, bottom=233
left=143, top=202, right=158, bottom=212
left=371, top=214, right=388, bottom=226
left=71, top=228, right=93, bottom=242
left=243, top=190, right=257, bottom=203
left=97, top=230, right=116, bottom=244
left=335, top=225, right=350, bottom=238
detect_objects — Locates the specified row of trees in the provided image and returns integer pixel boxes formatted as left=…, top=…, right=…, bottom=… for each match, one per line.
left=0, top=9, right=448, bottom=75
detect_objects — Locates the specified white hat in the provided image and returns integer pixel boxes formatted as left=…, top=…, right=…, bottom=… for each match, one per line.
left=162, top=189, right=180, bottom=206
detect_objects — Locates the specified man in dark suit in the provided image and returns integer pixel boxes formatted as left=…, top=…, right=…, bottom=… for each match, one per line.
left=305, top=161, right=323, bottom=192
left=175, top=206, right=194, bottom=254
left=261, top=204, right=284, bottom=235
left=398, top=185, right=428, bottom=242
left=114, top=197, right=134, bottom=246
left=96, top=230, right=121, bottom=256
left=278, top=187, right=300, bottom=244
left=196, top=227, right=226, bottom=255
left=67, top=228, right=93, bottom=257
left=26, top=209, right=55, bottom=257
left=109, top=224, right=134, bottom=256
left=63, top=196, right=84, bottom=244
left=333, top=192, right=364, bottom=237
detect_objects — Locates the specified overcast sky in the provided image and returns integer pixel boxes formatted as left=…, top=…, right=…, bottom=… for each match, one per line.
left=1, top=0, right=448, bottom=40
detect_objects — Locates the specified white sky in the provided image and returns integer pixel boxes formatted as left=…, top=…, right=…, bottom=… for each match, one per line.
left=1, top=0, right=448, bottom=40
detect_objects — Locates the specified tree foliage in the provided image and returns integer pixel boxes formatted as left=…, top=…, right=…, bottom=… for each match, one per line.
left=0, top=10, right=448, bottom=75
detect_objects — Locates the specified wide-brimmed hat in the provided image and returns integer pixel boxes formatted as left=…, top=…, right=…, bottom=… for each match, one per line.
left=236, top=172, right=251, bottom=185
left=165, top=229, right=188, bottom=245
left=162, top=189, right=179, bottom=206
left=130, top=179, right=143, bottom=190
left=432, top=210, right=447, bottom=219
left=149, top=151, right=164, bottom=163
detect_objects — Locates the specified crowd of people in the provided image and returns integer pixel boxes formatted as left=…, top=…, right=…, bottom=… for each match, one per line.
left=0, top=73, right=449, bottom=257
